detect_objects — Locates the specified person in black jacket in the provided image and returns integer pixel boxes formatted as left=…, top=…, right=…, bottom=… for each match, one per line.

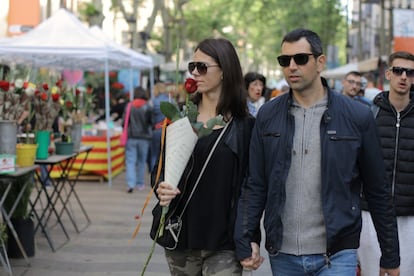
left=234, top=28, right=400, bottom=276
left=123, top=86, right=153, bottom=193
left=359, top=51, right=414, bottom=275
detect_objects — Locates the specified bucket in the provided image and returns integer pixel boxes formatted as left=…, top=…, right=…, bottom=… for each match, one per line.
left=0, top=120, right=18, bottom=155
left=16, top=143, right=38, bottom=167
left=71, top=122, right=82, bottom=152
left=35, top=130, right=50, bottom=160
left=55, top=142, right=74, bottom=155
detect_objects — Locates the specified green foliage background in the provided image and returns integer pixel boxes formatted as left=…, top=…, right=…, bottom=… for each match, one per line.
left=182, top=0, right=345, bottom=69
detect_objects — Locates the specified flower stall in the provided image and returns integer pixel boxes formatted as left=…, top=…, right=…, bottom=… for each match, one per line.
left=0, top=8, right=153, bottom=185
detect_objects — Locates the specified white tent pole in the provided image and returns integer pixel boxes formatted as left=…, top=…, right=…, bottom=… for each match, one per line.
left=104, top=59, right=113, bottom=186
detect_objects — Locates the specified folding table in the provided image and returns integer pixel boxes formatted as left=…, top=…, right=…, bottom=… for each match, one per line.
left=30, top=145, right=93, bottom=252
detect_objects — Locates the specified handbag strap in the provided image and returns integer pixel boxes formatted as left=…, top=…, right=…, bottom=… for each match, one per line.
left=123, top=102, right=132, bottom=130
left=177, top=118, right=232, bottom=219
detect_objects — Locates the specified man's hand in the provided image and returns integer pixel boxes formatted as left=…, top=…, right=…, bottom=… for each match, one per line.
left=380, top=267, right=400, bottom=276
left=240, top=242, right=264, bottom=271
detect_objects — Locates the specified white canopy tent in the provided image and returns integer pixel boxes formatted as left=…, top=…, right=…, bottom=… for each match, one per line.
left=322, top=57, right=385, bottom=80
left=0, top=8, right=154, bottom=185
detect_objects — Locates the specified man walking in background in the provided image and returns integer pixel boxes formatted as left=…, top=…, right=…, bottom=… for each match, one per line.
left=359, top=51, right=414, bottom=275
left=342, top=71, right=371, bottom=106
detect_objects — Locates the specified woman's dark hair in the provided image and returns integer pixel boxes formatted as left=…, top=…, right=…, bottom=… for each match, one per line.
left=192, top=38, right=248, bottom=119
left=244, top=72, right=266, bottom=96
left=134, top=86, right=148, bottom=100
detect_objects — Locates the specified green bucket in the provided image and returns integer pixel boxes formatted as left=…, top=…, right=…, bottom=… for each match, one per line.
left=55, top=142, right=74, bottom=155
left=35, top=130, right=50, bottom=160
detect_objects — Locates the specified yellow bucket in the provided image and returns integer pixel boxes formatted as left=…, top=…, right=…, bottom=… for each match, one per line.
left=16, top=143, right=38, bottom=167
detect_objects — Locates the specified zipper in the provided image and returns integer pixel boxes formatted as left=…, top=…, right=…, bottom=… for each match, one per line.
left=329, top=136, right=358, bottom=141
left=391, top=112, right=401, bottom=197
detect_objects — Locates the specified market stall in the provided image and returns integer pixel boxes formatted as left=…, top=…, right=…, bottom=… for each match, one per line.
left=0, top=9, right=153, bottom=185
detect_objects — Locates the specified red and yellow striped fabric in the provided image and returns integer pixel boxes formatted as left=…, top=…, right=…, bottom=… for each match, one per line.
left=50, top=134, right=125, bottom=179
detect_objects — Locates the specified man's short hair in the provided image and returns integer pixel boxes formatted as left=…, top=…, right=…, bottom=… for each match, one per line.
left=344, top=71, right=362, bottom=79
left=389, top=51, right=414, bottom=65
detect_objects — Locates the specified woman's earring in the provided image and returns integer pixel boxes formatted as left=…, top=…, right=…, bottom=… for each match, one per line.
left=221, top=75, right=223, bottom=80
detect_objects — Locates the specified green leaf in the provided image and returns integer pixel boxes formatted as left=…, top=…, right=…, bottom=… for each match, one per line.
left=205, top=115, right=225, bottom=129
left=186, top=101, right=199, bottom=123
left=160, top=101, right=181, bottom=122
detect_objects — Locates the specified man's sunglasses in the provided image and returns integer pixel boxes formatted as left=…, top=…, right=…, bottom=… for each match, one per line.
left=188, top=62, right=219, bottom=75
left=277, top=53, right=315, bottom=67
left=389, top=66, right=414, bottom=78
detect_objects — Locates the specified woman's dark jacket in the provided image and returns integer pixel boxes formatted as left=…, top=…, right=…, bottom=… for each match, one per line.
left=151, top=115, right=255, bottom=249
left=234, top=78, right=400, bottom=269
left=361, top=91, right=414, bottom=216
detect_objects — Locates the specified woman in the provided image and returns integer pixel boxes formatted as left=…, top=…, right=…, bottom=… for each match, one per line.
left=153, top=38, right=262, bottom=275
left=244, top=72, right=266, bottom=117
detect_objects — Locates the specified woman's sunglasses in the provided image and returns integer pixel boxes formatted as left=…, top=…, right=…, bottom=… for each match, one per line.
left=188, top=62, right=219, bottom=75
left=277, top=53, right=315, bottom=67
left=389, top=66, right=414, bottom=78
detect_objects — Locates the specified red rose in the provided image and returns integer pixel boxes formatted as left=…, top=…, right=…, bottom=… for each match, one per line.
left=184, top=78, right=197, bottom=94
left=56, top=79, right=63, bottom=88
left=65, top=101, right=73, bottom=109
left=0, top=80, right=10, bottom=92
left=75, top=89, right=81, bottom=95
left=23, top=82, right=28, bottom=89
left=111, top=82, right=124, bottom=90
left=40, top=92, right=48, bottom=101
left=52, top=94, right=60, bottom=102
left=34, top=89, right=40, bottom=96
left=42, top=83, right=49, bottom=91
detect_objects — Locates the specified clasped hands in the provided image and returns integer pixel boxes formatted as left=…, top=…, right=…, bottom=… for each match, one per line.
left=240, top=242, right=264, bottom=271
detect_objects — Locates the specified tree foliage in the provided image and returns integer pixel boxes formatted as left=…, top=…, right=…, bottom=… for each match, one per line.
left=182, top=0, right=345, bottom=69
left=107, top=0, right=346, bottom=69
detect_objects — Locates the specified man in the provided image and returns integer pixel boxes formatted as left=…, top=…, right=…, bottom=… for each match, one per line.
left=342, top=71, right=371, bottom=106
left=359, top=51, right=414, bottom=275
left=234, top=28, right=400, bottom=276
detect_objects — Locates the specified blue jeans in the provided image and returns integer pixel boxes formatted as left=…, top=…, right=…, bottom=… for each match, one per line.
left=125, top=138, right=150, bottom=189
left=269, top=249, right=357, bottom=276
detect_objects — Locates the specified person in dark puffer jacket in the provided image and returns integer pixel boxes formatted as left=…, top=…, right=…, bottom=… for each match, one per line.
left=359, top=51, right=414, bottom=275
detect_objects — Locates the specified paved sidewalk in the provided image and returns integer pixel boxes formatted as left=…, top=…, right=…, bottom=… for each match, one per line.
left=6, top=172, right=272, bottom=276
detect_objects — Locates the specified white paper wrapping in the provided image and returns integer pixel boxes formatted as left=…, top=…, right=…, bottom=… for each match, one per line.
left=164, top=117, right=198, bottom=188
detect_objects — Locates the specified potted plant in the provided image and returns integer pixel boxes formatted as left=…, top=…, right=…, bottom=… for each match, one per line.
left=16, top=90, right=38, bottom=167
left=0, top=172, right=35, bottom=258
left=59, top=85, right=94, bottom=153
left=32, top=81, right=62, bottom=159
left=0, top=78, right=31, bottom=159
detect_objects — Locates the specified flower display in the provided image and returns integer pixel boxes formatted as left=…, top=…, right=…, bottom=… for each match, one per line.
left=61, top=85, right=94, bottom=124
left=0, top=79, right=31, bottom=122
left=32, top=81, right=62, bottom=131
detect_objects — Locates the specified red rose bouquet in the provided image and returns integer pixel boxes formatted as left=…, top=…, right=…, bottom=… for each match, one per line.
left=32, top=82, right=62, bottom=131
